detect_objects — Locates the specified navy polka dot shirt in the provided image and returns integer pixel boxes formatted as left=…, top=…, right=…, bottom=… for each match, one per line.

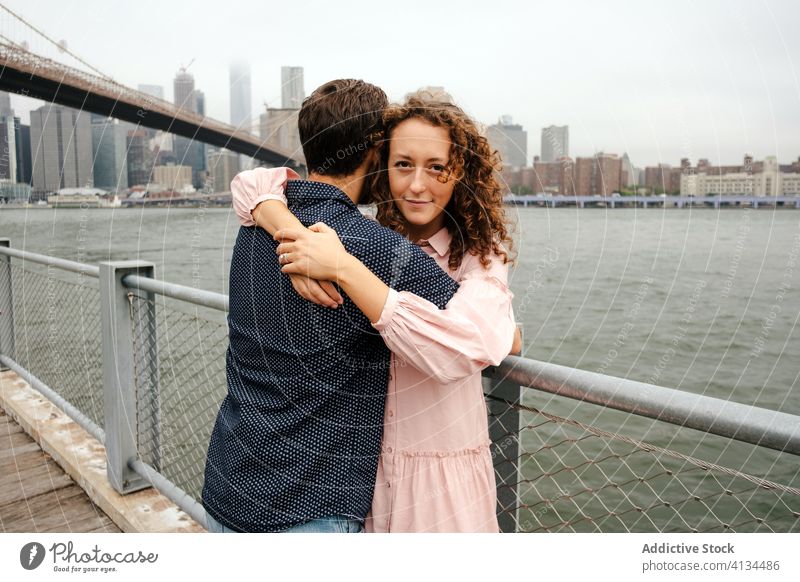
left=202, top=180, right=460, bottom=532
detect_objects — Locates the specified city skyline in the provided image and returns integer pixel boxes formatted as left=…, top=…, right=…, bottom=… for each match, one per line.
left=2, top=0, right=799, bottom=168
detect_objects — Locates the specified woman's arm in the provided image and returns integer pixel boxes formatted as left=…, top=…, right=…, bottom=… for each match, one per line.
left=372, top=270, right=516, bottom=383
left=276, top=223, right=390, bottom=322
left=231, top=167, right=301, bottom=230
left=231, top=168, right=343, bottom=308
left=276, top=224, right=517, bottom=382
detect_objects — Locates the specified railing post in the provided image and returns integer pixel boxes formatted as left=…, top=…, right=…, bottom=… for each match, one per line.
left=485, top=345, right=523, bottom=533
left=0, top=239, right=14, bottom=371
left=99, top=260, right=158, bottom=494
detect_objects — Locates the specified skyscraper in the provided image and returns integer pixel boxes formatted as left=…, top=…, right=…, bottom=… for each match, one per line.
left=0, top=91, right=17, bottom=182
left=281, top=66, right=305, bottom=109
left=126, top=129, right=153, bottom=187
left=194, top=90, right=205, bottom=117
left=91, top=116, right=129, bottom=192
left=172, top=68, right=206, bottom=187
left=30, top=104, right=93, bottom=193
left=0, top=91, right=12, bottom=117
left=174, top=68, right=196, bottom=113
left=487, top=116, right=528, bottom=169
left=230, top=61, right=252, bottom=132
left=260, top=107, right=302, bottom=157
left=541, top=125, right=569, bottom=162
left=0, top=115, right=17, bottom=182
left=15, top=121, right=32, bottom=185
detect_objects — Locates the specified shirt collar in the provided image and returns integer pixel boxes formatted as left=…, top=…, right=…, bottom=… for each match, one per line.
left=285, top=179, right=356, bottom=207
left=417, top=227, right=452, bottom=258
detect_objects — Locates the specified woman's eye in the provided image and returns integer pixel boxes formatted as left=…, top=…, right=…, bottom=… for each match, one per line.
left=430, top=165, right=445, bottom=173
left=393, top=161, right=412, bottom=169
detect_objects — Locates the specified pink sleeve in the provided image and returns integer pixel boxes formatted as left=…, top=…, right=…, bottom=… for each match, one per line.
left=230, top=167, right=300, bottom=226
left=373, top=255, right=516, bottom=383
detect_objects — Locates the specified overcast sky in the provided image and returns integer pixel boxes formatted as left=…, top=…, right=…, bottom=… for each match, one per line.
left=4, top=0, right=799, bottom=167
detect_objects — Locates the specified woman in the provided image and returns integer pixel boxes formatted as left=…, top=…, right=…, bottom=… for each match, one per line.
left=232, top=95, right=518, bottom=532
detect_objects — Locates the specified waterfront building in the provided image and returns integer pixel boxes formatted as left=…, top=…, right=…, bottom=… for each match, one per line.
left=0, top=179, right=31, bottom=203
left=529, top=157, right=574, bottom=195
left=91, top=117, right=129, bottom=192
left=46, top=187, right=120, bottom=208
left=229, top=61, right=252, bottom=132
left=152, top=164, right=193, bottom=191
left=488, top=116, right=528, bottom=169
left=30, top=104, right=93, bottom=193
left=681, top=156, right=800, bottom=197
left=572, top=153, right=624, bottom=196
left=644, top=164, right=681, bottom=194
left=597, top=153, right=625, bottom=195
left=281, top=66, right=305, bottom=109
left=541, top=125, right=569, bottom=162
left=207, top=149, right=240, bottom=193
left=506, top=154, right=630, bottom=196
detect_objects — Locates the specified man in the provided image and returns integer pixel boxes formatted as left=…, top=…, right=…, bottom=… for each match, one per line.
left=201, top=79, right=459, bottom=533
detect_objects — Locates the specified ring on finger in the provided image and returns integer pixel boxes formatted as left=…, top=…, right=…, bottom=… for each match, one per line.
left=280, top=253, right=289, bottom=265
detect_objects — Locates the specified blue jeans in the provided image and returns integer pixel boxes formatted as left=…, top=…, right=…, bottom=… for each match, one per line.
left=206, top=512, right=363, bottom=533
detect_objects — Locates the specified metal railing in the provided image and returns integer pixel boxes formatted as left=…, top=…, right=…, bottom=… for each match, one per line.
left=1, top=238, right=798, bottom=533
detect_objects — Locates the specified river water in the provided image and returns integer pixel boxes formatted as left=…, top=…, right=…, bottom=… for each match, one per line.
left=2, top=206, right=798, bottom=529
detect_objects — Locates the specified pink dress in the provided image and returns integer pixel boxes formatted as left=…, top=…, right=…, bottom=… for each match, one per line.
left=231, top=168, right=517, bottom=532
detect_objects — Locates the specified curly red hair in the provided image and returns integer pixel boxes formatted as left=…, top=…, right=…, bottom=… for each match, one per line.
left=370, top=95, right=514, bottom=270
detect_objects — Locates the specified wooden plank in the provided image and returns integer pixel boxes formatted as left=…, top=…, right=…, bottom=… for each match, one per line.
left=0, top=430, right=35, bottom=451
left=41, top=506, right=121, bottom=533
left=9, top=485, right=121, bottom=533
left=0, top=441, right=41, bottom=461
left=1, top=373, right=203, bottom=533
left=0, top=448, right=55, bottom=475
left=0, top=411, right=120, bottom=533
left=0, top=459, right=74, bottom=507
left=0, top=415, right=22, bottom=433
left=81, top=518, right=122, bottom=533
left=2, top=484, right=88, bottom=532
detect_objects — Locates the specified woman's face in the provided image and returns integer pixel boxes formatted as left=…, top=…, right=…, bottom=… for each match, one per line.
left=387, top=118, right=456, bottom=242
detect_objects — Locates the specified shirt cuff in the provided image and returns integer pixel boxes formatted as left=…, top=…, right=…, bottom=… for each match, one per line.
left=372, top=288, right=400, bottom=331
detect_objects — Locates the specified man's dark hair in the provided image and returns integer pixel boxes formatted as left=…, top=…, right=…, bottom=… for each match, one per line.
left=298, top=79, right=387, bottom=177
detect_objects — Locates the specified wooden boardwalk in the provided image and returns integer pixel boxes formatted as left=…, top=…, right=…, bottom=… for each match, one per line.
left=0, top=408, right=120, bottom=533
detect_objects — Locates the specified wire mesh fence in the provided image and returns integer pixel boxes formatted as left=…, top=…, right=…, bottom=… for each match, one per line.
left=130, top=294, right=228, bottom=500
left=9, top=262, right=104, bottom=428
left=488, top=397, right=800, bottom=533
